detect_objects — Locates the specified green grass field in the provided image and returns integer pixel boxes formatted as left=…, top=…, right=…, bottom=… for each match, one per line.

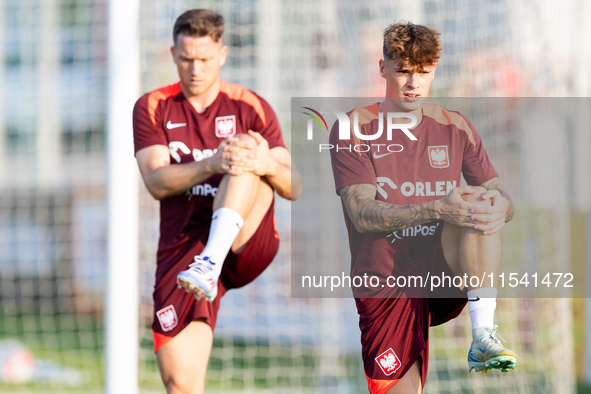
left=1, top=314, right=590, bottom=393
left=0, top=317, right=365, bottom=392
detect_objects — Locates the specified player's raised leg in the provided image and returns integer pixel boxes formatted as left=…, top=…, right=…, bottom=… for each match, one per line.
left=156, top=320, right=212, bottom=394
left=177, top=133, right=273, bottom=301
left=384, top=360, right=422, bottom=394
left=440, top=186, right=517, bottom=373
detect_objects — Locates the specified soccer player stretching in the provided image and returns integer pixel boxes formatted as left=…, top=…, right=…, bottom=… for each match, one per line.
left=133, top=10, right=301, bottom=394
left=329, top=22, right=517, bottom=393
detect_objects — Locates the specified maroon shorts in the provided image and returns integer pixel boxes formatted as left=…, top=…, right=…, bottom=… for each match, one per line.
left=357, top=228, right=467, bottom=394
left=152, top=200, right=280, bottom=352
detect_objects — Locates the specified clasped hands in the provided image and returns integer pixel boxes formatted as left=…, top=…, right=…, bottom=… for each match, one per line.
left=210, top=130, right=276, bottom=177
left=436, top=185, right=510, bottom=235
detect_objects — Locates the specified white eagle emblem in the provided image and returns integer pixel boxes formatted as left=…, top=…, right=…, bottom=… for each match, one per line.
left=218, top=119, right=233, bottom=133
left=431, top=148, right=446, bottom=165
left=380, top=353, right=397, bottom=370
left=215, top=115, right=237, bottom=138
left=428, top=145, right=449, bottom=168
left=375, top=348, right=401, bottom=376
left=156, top=305, right=178, bottom=331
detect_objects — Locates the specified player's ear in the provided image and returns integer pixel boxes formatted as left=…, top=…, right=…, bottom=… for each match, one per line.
left=170, top=45, right=176, bottom=61
left=219, top=45, right=228, bottom=67
left=379, top=59, right=386, bottom=79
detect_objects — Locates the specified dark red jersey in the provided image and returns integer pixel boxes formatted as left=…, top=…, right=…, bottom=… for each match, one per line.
left=133, top=80, right=285, bottom=269
left=329, top=103, right=498, bottom=297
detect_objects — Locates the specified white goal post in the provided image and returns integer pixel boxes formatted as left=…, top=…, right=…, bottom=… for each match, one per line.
left=105, top=0, right=140, bottom=392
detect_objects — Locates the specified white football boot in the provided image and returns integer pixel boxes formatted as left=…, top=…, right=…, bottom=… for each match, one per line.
left=468, top=325, right=517, bottom=374
left=176, top=256, right=219, bottom=302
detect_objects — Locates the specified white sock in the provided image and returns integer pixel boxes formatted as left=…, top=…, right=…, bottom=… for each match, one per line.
left=199, top=208, right=244, bottom=276
left=468, top=288, right=497, bottom=334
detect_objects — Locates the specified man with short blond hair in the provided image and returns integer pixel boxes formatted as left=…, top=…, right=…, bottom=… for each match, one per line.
left=330, top=22, right=517, bottom=393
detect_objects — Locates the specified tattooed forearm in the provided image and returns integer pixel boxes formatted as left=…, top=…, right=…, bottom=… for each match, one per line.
left=338, top=184, right=439, bottom=233
left=481, top=177, right=514, bottom=222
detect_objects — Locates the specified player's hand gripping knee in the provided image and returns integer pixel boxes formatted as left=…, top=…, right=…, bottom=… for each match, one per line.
left=469, top=189, right=509, bottom=235
left=222, top=133, right=257, bottom=176
left=244, top=131, right=276, bottom=176
left=209, top=138, right=234, bottom=174
left=435, top=186, right=482, bottom=228
left=224, top=131, right=277, bottom=176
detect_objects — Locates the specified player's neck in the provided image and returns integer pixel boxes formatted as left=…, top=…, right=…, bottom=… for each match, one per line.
left=379, top=100, right=423, bottom=128
left=181, top=79, right=221, bottom=114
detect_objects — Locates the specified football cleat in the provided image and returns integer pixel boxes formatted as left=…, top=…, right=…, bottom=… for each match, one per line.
left=468, top=325, right=517, bottom=374
left=176, top=256, right=219, bottom=302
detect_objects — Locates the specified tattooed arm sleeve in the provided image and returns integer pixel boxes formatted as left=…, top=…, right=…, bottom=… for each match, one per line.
left=338, top=183, right=440, bottom=233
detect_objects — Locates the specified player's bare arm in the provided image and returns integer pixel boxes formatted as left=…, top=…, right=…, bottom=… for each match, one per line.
left=467, top=177, right=514, bottom=235
left=223, top=130, right=302, bottom=201
left=135, top=138, right=235, bottom=200
left=339, top=183, right=436, bottom=233
left=338, top=183, right=487, bottom=233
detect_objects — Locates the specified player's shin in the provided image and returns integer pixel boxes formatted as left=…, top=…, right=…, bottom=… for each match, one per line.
left=176, top=208, right=244, bottom=302
left=200, top=207, right=245, bottom=271
left=461, top=232, right=517, bottom=373
left=467, top=287, right=497, bottom=334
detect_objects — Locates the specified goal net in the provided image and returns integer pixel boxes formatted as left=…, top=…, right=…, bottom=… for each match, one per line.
left=0, top=0, right=588, bottom=393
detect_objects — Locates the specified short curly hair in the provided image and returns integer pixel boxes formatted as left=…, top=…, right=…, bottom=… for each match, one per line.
left=383, top=22, right=441, bottom=70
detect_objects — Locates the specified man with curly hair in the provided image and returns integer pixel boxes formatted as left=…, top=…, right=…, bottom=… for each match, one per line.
left=329, top=22, right=517, bottom=393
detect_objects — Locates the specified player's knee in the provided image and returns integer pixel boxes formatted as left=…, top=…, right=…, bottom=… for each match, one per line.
left=232, top=133, right=256, bottom=144
left=165, top=377, right=201, bottom=394
left=461, top=186, right=489, bottom=205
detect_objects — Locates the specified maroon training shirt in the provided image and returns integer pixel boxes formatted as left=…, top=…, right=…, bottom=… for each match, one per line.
left=133, top=80, right=285, bottom=270
left=329, top=103, right=498, bottom=297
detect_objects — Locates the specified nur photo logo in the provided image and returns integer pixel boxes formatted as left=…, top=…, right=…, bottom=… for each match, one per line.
left=302, top=107, right=419, bottom=153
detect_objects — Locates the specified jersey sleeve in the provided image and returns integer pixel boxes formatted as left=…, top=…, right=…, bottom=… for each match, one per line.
left=250, top=96, right=285, bottom=150
left=133, top=93, right=168, bottom=154
left=329, top=120, right=377, bottom=194
left=460, top=114, right=499, bottom=185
